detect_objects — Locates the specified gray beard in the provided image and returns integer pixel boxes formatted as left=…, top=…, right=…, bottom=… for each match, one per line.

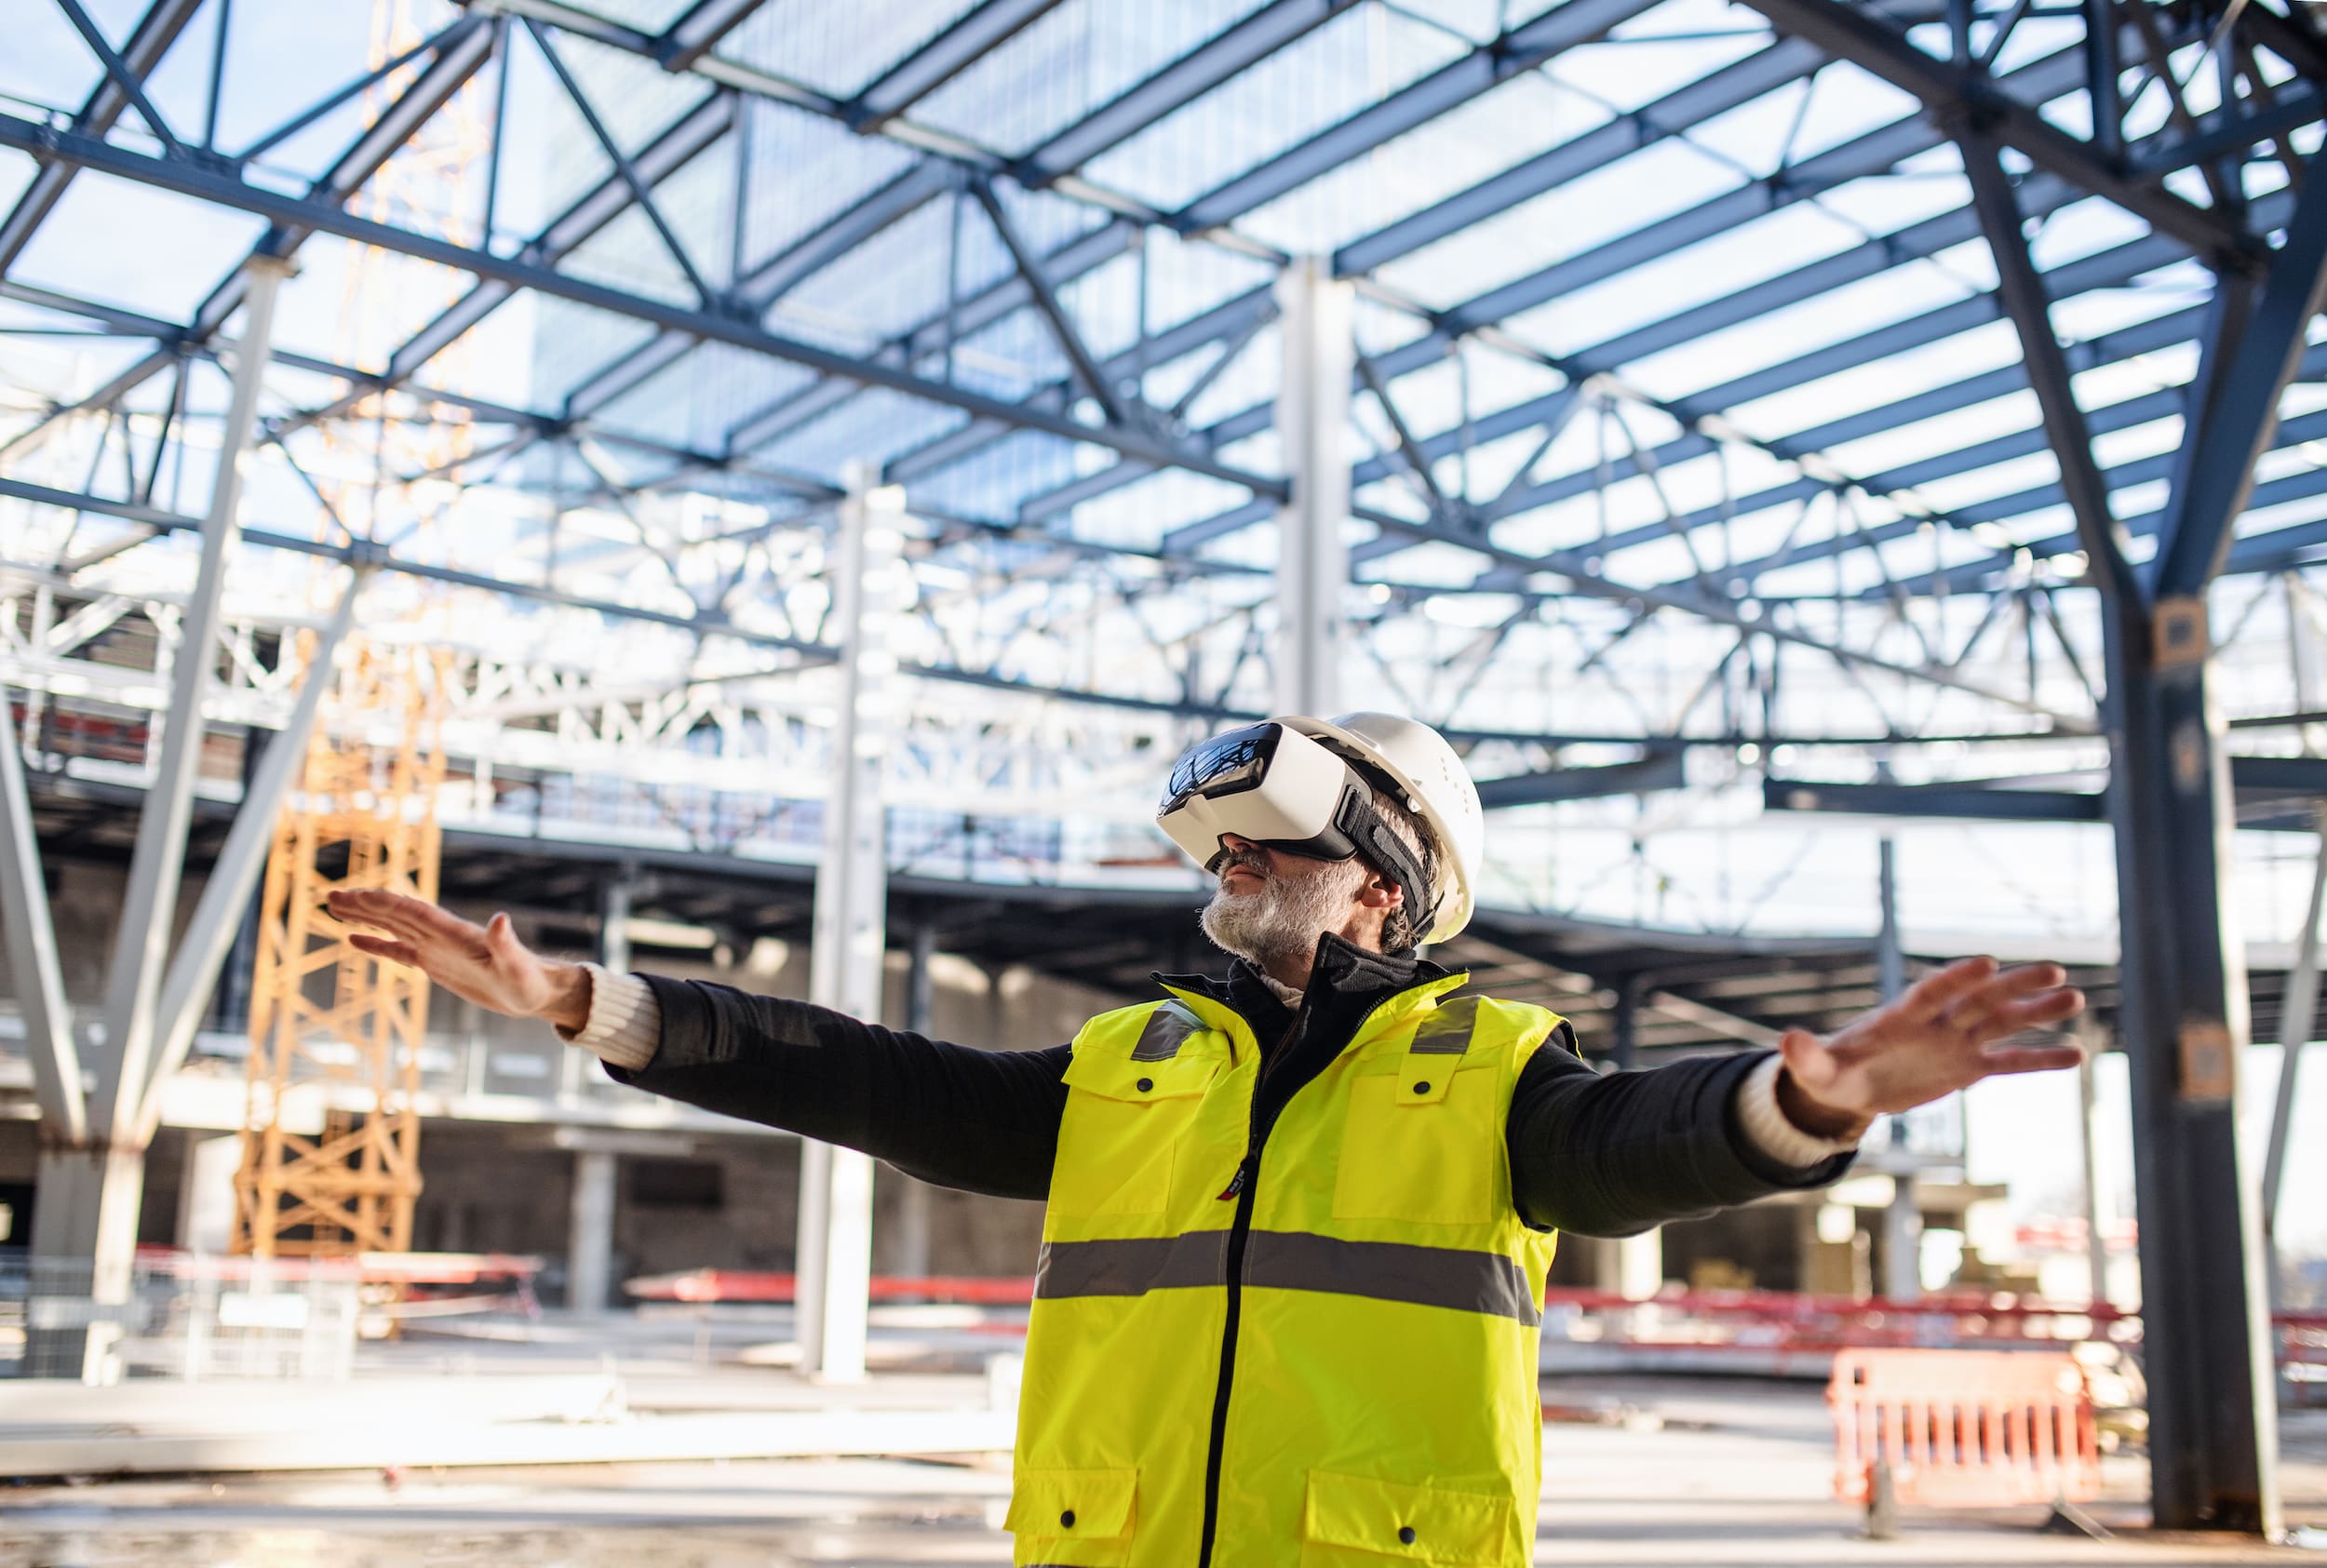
left=1198, top=858, right=1367, bottom=971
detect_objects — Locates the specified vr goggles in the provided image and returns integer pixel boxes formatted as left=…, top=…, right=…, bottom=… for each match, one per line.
left=1157, top=721, right=1436, bottom=931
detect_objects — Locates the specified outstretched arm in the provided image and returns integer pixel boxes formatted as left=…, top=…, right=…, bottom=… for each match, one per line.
left=1509, top=957, right=2084, bottom=1238
left=327, top=890, right=1069, bottom=1199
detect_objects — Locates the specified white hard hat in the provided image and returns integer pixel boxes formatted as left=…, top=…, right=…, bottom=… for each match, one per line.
left=1279, top=712, right=1484, bottom=945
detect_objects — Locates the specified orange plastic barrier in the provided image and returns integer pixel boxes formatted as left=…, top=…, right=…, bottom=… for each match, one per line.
left=1828, top=1348, right=2101, bottom=1508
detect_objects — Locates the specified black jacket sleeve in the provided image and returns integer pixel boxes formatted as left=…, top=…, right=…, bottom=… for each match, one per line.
left=602, top=974, right=1069, bottom=1200
left=1505, top=1028, right=1853, bottom=1238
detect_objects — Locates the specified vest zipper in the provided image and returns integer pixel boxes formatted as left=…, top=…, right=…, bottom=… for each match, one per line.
left=1194, top=998, right=1302, bottom=1568
left=1192, top=976, right=1458, bottom=1568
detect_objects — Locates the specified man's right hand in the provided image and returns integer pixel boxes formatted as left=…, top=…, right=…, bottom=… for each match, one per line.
left=326, top=890, right=594, bottom=1035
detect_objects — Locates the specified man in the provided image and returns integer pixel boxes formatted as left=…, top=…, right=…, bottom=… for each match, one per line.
left=331, top=711, right=2084, bottom=1568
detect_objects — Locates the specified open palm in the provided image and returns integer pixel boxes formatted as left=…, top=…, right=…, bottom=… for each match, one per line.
left=325, top=888, right=589, bottom=1030
left=1780, top=956, right=2085, bottom=1136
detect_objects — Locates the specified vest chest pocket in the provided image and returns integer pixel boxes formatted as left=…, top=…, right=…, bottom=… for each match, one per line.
left=1331, top=1058, right=1500, bottom=1227
left=1050, top=1052, right=1221, bottom=1219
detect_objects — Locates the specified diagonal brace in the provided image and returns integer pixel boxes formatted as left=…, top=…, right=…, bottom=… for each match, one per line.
left=0, top=681, right=86, bottom=1144
left=2152, top=149, right=2327, bottom=599
left=968, top=174, right=1136, bottom=431
left=526, top=18, right=720, bottom=308
left=1958, top=127, right=2140, bottom=607
left=56, top=0, right=185, bottom=159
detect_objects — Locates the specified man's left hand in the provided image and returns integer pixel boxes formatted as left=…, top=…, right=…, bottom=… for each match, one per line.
left=1774, top=956, right=2086, bottom=1142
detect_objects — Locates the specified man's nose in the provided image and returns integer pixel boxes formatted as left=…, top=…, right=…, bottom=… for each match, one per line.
left=1218, top=833, right=1258, bottom=853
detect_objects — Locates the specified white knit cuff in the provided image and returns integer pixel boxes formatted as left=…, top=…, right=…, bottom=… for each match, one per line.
left=555, top=963, right=661, bottom=1070
left=1737, top=1053, right=1862, bottom=1167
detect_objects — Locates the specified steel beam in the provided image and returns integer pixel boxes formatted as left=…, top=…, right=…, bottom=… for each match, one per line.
left=795, top=462, right=901, bottom=1382
left=577, top=0, right=1361, bottom=445
left=1155, top=37, right=2157, bottom=557
left=283, top=89, right=740, bottom=433
left=0, top=0, right=202, bottom=273
left=1735, top=0, right=2259, bottom=272
left=9, top=13, right=496, bottom=450
left=1351, top=506, right=2087, bottom=725
left=0, top=110, right=1286, bottom=498
left=847, top=0, right=1065, bottom=131
left=1474, top=749, right=1686, bottom=809
left=54, top=0, right=185, bottom=157
left=970, top=175, right=1136, bottom=430
left=1959, top=129, right=2138, bottom=600
left=1167, top=0, right=1658, bottom=234
left=2152, top=153, right=2327, bottom=597
left=655, top=0, right=765, bottom=74
left=1765, top=777, right=2104, bottom=823
left=736, top=164, right=956, bottom=309
left=1766, top=757, right=2327, bottom=823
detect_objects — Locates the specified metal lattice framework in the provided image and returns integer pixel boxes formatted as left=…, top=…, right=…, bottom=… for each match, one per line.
left=7, top=0, right=2327, bottom=926
left=6, top=0, right=2327, bottom=1525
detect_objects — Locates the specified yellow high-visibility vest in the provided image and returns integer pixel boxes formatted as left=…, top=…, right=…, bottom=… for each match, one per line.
left=1006, top=972, right=1567, bottom=1568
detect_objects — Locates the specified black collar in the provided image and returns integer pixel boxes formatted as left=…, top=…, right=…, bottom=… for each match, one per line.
left=1152, top=930, right=1453, bottom=1036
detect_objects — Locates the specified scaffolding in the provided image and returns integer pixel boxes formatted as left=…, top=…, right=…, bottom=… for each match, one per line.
left=233, top=642, right=449, bottom=1259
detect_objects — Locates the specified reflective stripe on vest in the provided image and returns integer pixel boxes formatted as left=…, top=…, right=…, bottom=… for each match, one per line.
left=1037, top=1229, right=1542, bottom=1325
left=1128, top=998, right=1204, bottom=1062
left=1012, top=984, right=1566, bottom=1568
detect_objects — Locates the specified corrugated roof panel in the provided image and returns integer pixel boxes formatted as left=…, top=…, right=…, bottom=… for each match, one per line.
left=1085, top=3, right=1471, bottom=213
left=728, top=0, right=987, bottom=99
left=914, top=0, right=1270, bottom=158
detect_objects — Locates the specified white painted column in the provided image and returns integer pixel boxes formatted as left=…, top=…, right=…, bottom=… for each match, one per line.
left=892, top=923, right=936, bottom=1281
left=2263, top=809, right=2327, bottom=1308
left=568, top=1149, right=617, bottom=1316
left=30, top=256, right=294, bottom=1383
left=1272, top=255, right=1352, bottom=717
left=176, top=1132, right=241, bottom=1258
left=1594, top=1231, right=1663, bottom=1301
left=2077, top=1036, right=2112, bottom=1308
left=1875, top=831, right=1922, bottom=1301
left=796, top=462, right=904, bottom=1381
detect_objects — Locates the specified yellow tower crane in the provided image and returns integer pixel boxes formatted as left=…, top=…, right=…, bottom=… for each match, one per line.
left=233, top=644, right=451, bottom=1258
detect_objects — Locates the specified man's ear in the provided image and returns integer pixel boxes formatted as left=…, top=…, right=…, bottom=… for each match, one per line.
left=1357, top=869, right=1405, bottom=911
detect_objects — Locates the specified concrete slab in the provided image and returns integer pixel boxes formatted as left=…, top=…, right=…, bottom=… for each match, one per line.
left=1, top=1376, right=2318, bottom=1565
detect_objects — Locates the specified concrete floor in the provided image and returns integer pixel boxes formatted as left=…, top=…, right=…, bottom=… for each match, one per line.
left=4, top=1344, right=2323, bottom=1566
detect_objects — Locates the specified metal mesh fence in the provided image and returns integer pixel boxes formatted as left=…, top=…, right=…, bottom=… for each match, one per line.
left=1, top=1252, right=359, bottom=1383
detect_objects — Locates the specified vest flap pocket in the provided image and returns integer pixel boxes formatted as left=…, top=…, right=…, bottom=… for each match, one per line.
left=1062, top=1050, right=1219, bottom=1102
left=1302, top=1468, right=1511, bottom=1565
left=1004, top=1466, right=1137, bottom=1541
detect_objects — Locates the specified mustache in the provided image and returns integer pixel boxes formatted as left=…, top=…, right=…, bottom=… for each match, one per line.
left=1206, top=847, right=1271, bottom=881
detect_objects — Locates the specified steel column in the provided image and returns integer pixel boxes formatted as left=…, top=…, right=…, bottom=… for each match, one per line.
left=1965, top=106, right=2281, bottom=1530
left=795, top=462, right=902, bottom=1381
left=2103, top=575, right=2280, bottom=1534
left=1273, top=257, right=1352, bottom=717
